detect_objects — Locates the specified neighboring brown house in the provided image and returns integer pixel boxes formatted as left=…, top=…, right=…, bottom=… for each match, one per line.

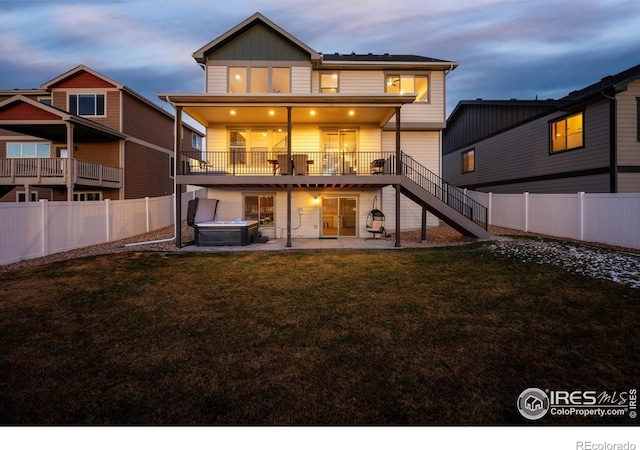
left=0, top=65, right=204, bottom=202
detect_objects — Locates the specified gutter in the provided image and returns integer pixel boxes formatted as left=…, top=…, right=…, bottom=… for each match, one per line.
left=601, top=90, right=618, bottom=193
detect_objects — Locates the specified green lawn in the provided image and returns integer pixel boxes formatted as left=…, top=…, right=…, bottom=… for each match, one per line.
left=1, top=244, right=638, bottom=424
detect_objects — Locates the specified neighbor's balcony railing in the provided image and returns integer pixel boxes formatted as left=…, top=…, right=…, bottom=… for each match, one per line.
left=181, top=151, right=397, bottom=176
left=0, top=158, right=122, bottom=186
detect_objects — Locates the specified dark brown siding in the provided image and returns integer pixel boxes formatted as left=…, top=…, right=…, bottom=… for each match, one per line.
left=122, top=92, right=173, bottom=148
left=123, top=141, right=173, bottom=199
left=76, top=142, right=120, bottom=167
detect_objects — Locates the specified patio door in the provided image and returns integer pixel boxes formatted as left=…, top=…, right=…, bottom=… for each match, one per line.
left=321, top=197, right=357, bottom=237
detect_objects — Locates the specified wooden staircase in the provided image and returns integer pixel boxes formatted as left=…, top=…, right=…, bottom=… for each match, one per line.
left=399, top=152, right=490, bottom=239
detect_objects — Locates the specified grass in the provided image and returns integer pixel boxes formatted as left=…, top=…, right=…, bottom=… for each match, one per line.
left=1, top=244, right=638, bottom=425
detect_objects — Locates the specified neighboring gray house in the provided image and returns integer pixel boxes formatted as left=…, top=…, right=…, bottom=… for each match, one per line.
left=443, top=63, right=640, bottom=193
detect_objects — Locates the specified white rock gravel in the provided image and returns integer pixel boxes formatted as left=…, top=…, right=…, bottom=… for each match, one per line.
left=489, top=238, right=640, bottom=289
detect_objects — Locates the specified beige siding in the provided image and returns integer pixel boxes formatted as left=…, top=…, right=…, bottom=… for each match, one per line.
left=339, top=71, right=384, bottom=94
left=291, top=67, right=311, bottom=93
left=206, top=65, right=227, bottom=94
left=207, top=126, right=227, bottom=151
left=618, top=173, right=640, bottom=192
left=617, top=79, right=640, bottom=166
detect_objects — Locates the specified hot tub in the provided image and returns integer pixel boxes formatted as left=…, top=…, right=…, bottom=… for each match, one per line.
left=194, top=220, right=259, bottom=246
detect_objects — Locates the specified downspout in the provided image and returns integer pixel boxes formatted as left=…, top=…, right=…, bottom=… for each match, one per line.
left=601, top=90, right=617, bottom=193
left=125, top=96, right=181, bottom=247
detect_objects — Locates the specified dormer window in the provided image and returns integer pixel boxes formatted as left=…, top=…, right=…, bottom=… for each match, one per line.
left=386, top=74, right=429, bottom=101
left=69, top=94, right=105, bottom=116
left=229, top=67, right=291, bottom=93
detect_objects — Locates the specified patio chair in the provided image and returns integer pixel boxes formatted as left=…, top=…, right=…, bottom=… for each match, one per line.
left=292, top=154, right=309, bottom=175
left=277, top=154, right=291, bottom=175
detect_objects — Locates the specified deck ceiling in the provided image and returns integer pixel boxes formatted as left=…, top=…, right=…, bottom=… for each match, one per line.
left=159, top=93, right=416, bottom=127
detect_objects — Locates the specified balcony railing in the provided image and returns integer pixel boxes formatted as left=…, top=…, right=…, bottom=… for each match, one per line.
left=181, top=151, right=397, bottom=176
left=0, top=158, right=122, bottom=186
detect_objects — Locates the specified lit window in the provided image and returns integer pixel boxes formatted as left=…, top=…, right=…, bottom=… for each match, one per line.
left=69, top=94, right=105, bottom=116
left=462, top=149, right=475, bottom=173
left=551, top=112, right=583, bottom=153
left=386, top=74, right=429, bottom=101
left=320, top=73, right=339, bottom=93
left=229, top=67, right=291, bottom=93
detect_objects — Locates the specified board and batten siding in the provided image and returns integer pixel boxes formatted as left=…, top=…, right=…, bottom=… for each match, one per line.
left=444, top=101, right=612, bottom=193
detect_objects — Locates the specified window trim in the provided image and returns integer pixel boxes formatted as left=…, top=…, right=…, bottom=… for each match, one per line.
left=385, top=73, right=430, bottom=102
left=7, top=142, right=51, bottom=158
left=462, top=149, right=475, bottom=174
left=320, top=72, right=339, bottom=94
left=549, top=111, right=585, bottom=154
left=192, top=133, right=201, bottom=150
left=68, top=93, right=106, bottom=117
left=228, top=66, right=291, bottom=94
left=17, top=191, right=38, bottom=202
left=242, top=192, right=276, bottom=227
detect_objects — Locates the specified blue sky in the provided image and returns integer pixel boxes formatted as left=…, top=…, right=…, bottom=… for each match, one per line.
left=1, top=0, right=639, bottom=122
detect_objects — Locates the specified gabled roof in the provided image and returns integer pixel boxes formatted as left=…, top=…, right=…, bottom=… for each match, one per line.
left=0, top=94, right=127, bottom=141
left=41, top=64, right=123, bottom=90
left=192, top=12, right=322, bottom=65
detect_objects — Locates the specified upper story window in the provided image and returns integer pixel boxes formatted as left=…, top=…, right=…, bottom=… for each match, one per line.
left=462, top=149, right=475, bottom=173
left=320, top=73, right=339, bottom=93
left=551, top=112, right=583, bottom=153
left=38, top=97, right=52, bottom=106
left=229, top=67, right=291, bottom=93
left=7, top=142, right=51, bottom=158
left=69, top=93, right=105, bottom=116
left=386, top=74, right=429, bottom=101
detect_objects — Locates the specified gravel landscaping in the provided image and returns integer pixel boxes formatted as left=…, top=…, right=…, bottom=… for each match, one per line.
left=489, top=238, right=640, bottom=289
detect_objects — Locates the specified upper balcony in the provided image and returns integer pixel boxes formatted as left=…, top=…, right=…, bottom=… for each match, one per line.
left=0, top=158, right=122, bottom=189
left=179, top=151, right=399, bottom=188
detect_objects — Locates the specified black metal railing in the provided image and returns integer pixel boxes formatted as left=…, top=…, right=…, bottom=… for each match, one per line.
left=400, top=152, right=488, bottom=230
left=180, top=151, right=396, bottom=176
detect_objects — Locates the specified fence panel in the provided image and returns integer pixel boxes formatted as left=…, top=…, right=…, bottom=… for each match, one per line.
left=46, top=201, right=107, bottom=254
left=528, top=194, right=579, bottom=240
left=489, top=194, right=527, bottom=230
left=108, top=198, right=148, bottom=242
left=584, top=194, right=640, bottom=248
left=0, top=202, right=42, bottom=264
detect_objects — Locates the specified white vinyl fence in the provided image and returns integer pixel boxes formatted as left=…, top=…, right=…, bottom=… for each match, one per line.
left=466, top=191, right=640, bottom=250
left=0, top=189, right=206, bottom=265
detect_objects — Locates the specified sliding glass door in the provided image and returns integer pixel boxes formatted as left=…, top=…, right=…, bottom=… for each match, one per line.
left=321, top=197, right=357, bottom=237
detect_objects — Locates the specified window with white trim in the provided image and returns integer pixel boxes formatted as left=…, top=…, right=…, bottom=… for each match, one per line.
left=243, top=193, right=275, bottom=226
left=7, top=142, right=51, bottom=158
left=320, top=73, right=339, bottom=93
left=69, top=93, right=105, bottom=116
left=17, top=191, right=38, bottom=202
left=462, top=149, right=475, bottom=173
left=386, top=74, right=429, bottom=101
left=192, top=133, right=201, bottom=150
left=228, top=67, right=291, bottom=93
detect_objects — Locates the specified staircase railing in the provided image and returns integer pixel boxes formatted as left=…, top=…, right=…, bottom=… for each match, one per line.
left=400, top=152, right=488, bottom=230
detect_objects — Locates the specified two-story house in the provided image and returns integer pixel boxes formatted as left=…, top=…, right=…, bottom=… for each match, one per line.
left=0, top=65, right=204, bottom=202
left=160, top=13, right=489, bottom=247
left=443, top=63, right=640, bottom=193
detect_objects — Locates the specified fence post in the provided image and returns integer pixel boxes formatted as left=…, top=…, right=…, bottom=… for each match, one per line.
left=40, top=199, right=49, bottom=257
left=524, top=192, right=530, bottom=232
left=578, top=192, right=585, bottom=241
left=145, top=197, right=150, bottom=233
left=105, top=199, right=111, bottom=243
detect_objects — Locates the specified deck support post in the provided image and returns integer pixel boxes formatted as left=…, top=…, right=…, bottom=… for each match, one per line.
left=421, top=206, right=427, bottom=243
left=286, top=106, right=292, bottom=248
left=66, top=123, right=74, bottom=201
left=395, top=183, right=401, bottom=248
left=175, top=106, right=183, bottom=248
